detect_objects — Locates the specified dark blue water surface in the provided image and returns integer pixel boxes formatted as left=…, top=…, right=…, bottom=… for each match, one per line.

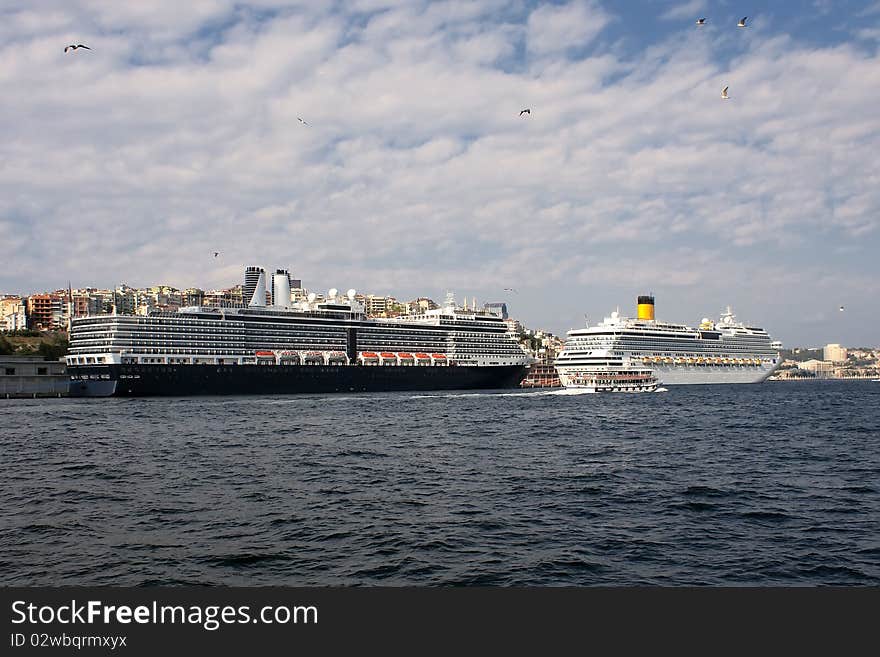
left=2, top=380, right=879, bottom=585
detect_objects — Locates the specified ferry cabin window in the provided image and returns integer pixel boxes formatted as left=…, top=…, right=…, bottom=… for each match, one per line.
left=37, top=367, right=48, bottom=375
left=4, top=368, right=14, bottom=375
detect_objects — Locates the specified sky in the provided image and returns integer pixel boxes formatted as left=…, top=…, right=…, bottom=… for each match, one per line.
left=1, top=0, right=879, bottom=347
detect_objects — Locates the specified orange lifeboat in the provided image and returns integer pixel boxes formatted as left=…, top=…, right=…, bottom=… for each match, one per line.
left=415, top=353, right=431, bottom=360
left=360, top=352, right=379, bottom=359
left=398, top=352, right=414, bottom=359
left=255, top=350, right=275, bottom=357
left=380, top=352, right=396, bottom=358
left=431, top=353, right=446, bottom=359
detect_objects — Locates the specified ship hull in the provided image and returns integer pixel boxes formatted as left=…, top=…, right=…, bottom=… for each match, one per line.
left=67, top=363, right=528, bottom=397
left=647, top=362, right=778, bottom=385
left=557, top=362, right=780, bottom=386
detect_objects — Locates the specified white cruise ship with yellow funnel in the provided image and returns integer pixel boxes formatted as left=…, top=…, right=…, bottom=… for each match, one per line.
left=554, top=295, right=781, bottom=386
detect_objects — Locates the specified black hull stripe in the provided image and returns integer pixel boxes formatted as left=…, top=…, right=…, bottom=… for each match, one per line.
left=68, top=364, right=528, bottom=397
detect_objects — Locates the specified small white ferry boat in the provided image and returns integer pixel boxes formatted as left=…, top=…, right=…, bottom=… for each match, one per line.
left=562, top=367, right=660, bottom=393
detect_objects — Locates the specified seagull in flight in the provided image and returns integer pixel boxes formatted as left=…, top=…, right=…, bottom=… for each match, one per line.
left=696, top=18, right=706, bottom=26
left=297, top=116, right=309, bottom=126
left=721, top=86, right=730, bottom=100
left=839, top=305, right=845, bottom=312
left=737, top=16, right=748, bottom=27
left=213, top=252, right=219, bottom=258
left=64, top=44, right=91, bottom=52
left=504, top=287, right=518, bottom=293
left=519, top=108, right=530, bottom=117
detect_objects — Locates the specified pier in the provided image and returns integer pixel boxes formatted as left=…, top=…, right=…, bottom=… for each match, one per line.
left=0, top=356, right=68, bottom=398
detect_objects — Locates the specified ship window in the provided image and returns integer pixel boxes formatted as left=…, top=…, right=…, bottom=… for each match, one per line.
left=4, top=368, right=14, bottom=375
left=38, top=367, right=48, bottom=375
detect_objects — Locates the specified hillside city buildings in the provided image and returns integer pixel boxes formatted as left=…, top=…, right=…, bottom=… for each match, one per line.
left=1, top=266, right=566, bottom=363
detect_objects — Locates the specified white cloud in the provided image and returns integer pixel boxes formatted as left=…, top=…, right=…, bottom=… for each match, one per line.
left=660, top=0, right=707, bottom=22
left=526, top=1, right=611, bottom=56
left=857, top=1, right=880, bottom=16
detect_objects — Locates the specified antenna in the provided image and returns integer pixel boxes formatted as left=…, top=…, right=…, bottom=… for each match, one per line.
left=66, top=281, right=73, bottom=332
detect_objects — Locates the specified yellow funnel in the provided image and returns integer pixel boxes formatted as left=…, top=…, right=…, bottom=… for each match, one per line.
left=637, top=295, right=655, bottom=321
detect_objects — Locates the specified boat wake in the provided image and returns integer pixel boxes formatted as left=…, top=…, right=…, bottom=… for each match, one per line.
left=655, top=387, right=669, bottom=393
left=546, top=388, right=596, bottom=395
left=408, top=389, right=577, bottom=399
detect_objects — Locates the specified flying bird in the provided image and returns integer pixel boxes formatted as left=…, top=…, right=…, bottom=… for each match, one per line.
left=519, top=108, right=530, bottom=117
left=64, top=44, right=91, bottom=52
left=213, top=252, right=219, bottom=258
left=504, top=288, right=518, bottom=293
left=839, top=306, right=845, bottom=312
left=737, top=17, right=748, bottom=27
left=297, top=116, right=309, bottom=126
left=696, top=18, right=706, bottom=25
left=721, top=86, right=729, bottom=99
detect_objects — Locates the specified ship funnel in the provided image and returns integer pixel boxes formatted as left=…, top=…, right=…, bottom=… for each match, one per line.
left=249, top=270, right=267, bottom=307
left=637, top=294, right=655, bottom=321
left=272, top=270, right=291, bottom=308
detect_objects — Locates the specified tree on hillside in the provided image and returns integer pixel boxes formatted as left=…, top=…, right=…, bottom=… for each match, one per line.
left=38, top=336, right=69, bottom=361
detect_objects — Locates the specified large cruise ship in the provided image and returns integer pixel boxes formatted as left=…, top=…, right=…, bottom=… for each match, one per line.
left=554, top=295, right=780, bottom=386
left=66, top=276, right=531, bottom=397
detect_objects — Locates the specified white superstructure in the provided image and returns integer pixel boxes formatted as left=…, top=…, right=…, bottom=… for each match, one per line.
left=554, top=296, right=781, bottom=386
left=67, top=288, right=531, bottom=369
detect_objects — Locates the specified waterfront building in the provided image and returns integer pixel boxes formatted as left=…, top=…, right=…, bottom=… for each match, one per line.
left=364, top=295, right=403, bottom=317
left=797, top=359, right=835, bottom=378
left=113, top=285, right=138, bottom=315
left=0, top=356, right=68, bottom=397
left=484, top=302, right=508, bottom=320
left=824, top=343, right=848, bottom=363
left=183, top=288, right=205, bottom=307
left=406, top=297, right=439, bottom=315
left=364, top=294, right=388, bottom=316
left=1, top=297, right=27, bottom=331
left=26, top=293, right=66, bottom=331
left=203, top=286, right=244, bottom=307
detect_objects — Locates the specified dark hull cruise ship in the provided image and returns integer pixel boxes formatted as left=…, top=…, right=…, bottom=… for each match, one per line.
left=66, top=273, right=531, bottom=397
